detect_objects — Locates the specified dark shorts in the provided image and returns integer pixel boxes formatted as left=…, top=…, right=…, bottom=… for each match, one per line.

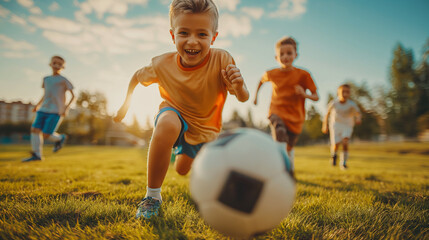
left=268, top=114, right=299, bottom=147
left=154, top=107, right=204, bottom=159
left=32, top=111, right=61, bottom=135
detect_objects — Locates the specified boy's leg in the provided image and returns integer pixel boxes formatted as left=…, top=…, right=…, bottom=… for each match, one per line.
left=175, top=154, right=194, bottom=176
left=147, top=110, right=182, bottom=189
left=341, top=138, right=349, bottom=169
left=22, top=128, right=43, bottom=162
left=136, top=110, right=181, bottom=219
left=41, top=114, right=66, bottom=152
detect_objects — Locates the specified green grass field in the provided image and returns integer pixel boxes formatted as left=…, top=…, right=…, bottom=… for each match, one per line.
left=0, top=142, right=428, bottom=239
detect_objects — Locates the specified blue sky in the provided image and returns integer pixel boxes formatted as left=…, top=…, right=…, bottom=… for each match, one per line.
left=0, top=0, right=428, bottom=126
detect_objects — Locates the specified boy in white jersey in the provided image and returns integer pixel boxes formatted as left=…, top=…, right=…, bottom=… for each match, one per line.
left=114, top=0, right=249, bottom=219
left=22, top=56, right=75, bottom=162
left=322, top=84, right=361, bottom=169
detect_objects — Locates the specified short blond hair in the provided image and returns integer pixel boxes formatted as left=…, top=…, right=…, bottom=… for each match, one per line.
left=169, top=0, right=219, bottom=33
left=275, top=36, right=297, bottom=52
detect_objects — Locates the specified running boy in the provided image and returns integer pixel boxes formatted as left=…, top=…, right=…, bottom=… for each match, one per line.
left=254, top=36, right=319, bottom=173
left=22, top=55, right=75, bottom=162
left=114, top=0, right=249, bottom=219
left=322, top=84, right=361, bottom=169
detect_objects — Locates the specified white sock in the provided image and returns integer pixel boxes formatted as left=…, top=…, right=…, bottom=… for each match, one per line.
left=31, top=133, right=42, bottom=157
left=287, top=149, right=295, bottom=171
left=145, top=187, right=162, bottom=202
left=48, top=132, right=62, bottom=142
left=341, top=151, right=348, bottom=165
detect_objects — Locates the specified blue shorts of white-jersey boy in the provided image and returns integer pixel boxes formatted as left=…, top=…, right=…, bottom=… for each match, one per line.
left=32, top=111, right=62, bottom=134
left=154, top=107, right=204, bottom=159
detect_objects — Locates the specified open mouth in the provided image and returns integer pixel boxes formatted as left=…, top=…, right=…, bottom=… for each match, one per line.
left=185, top=49, right=200, bottom=55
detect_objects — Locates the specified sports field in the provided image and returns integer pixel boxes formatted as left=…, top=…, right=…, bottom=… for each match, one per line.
left=0, top=142, right=427, bottom=239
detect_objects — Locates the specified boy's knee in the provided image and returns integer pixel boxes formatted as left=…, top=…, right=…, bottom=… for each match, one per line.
left=175, top=155, right=193, bottom=176
left=156, top=112, right=181, bottom=135
left=42, top=133, right=50, bottom=139
left=31, top=128, right=41, bottom=133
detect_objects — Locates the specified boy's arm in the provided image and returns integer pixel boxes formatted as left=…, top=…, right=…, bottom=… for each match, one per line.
left=62, top=89, right=75, bottom=117
left=253, top=80, right=264, bottom=105
left=322, top=103, right=333, bottom=134
left=295, top=86, right=319, bottom=101
left=33, top=96, right=44, bottom=112
left=355, top=107, right=362, bottom=125
left=113, top=76, right=139, bottom=122
left=221, top=64, right=249, bottom=102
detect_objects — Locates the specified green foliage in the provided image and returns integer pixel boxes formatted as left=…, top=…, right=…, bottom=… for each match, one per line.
left=1, top=143, right=427, bottom=239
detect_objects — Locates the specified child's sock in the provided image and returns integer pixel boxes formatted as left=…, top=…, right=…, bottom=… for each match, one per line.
left=287, top=149, right=295, bottom=171
left=145, top=187, right=162, bottom=202
left=48, top=132, right=62, bottom=142
left=341, top=151, right=348, bottom=166
left=31, top=133, right=42, bottom=157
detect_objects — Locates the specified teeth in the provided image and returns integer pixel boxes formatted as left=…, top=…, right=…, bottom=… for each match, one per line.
left=186, top=49, right=200, bottom=53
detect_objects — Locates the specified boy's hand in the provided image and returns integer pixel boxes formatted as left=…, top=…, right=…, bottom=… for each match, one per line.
left=114, top=105, right=128, bottom=123
left=253, top=98, right=258, bottom=105
left=222, top=64, right=244, bottom=92
left=322, top=125, right=328, bottom=134
left=295, top=85, right=305, bottom=97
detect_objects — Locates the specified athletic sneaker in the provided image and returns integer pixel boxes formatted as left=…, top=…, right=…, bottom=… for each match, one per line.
left=22, top=152, right=42, bottom=162
left=135, top=197, right=162, bottom=219
left=53, top=134, right=66, bottom=153
left=331, top=154, right=337, bottom=166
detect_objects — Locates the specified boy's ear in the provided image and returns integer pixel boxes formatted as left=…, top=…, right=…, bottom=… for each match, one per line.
left=211, top=32, right=218, bottom=45
left=169, top=29, right=175, bottom=43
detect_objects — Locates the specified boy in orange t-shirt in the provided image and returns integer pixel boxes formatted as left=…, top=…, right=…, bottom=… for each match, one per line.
left=114, top=0, right=249, bottom=219
left=254, top=36, right=319, bottom=173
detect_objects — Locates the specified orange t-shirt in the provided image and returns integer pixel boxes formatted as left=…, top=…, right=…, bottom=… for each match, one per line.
left=261, top=67, right=317, bottom=134
left=133, top=48, right=235, bottom=145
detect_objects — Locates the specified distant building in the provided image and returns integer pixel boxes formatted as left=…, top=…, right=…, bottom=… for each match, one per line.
left=105, top=122, right=146, bottom=147
left=0, top=100, right=34, bottom=123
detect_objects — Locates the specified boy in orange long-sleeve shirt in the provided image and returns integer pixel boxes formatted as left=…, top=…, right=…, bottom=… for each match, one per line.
left=254, top=36, right=319, bottom=174
left=114, top=0, right=249, bottom=219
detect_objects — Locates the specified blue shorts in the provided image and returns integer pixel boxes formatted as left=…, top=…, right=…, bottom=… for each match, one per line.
left=154, top=107, right=204, bottom=159
left=32, top=111, right=61, bottom=135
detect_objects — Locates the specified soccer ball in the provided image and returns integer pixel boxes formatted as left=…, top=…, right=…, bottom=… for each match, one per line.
left=190, top=128, right=296, bottom=239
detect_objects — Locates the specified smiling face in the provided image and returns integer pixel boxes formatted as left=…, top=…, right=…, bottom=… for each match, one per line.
left=49, top=57, right=65, bottom=75
left=170, top=12, right=218, bottom=68
left=275, top=44, right=297, bottom=70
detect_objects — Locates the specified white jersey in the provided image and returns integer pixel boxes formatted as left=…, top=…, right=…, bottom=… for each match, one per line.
left=327, top=99, right=360, bottom=127
left=38, top=75, right=74, bottom=114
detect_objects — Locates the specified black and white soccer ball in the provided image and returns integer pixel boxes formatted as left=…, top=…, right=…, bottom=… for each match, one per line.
left=190, top=128, right=296, bottom=239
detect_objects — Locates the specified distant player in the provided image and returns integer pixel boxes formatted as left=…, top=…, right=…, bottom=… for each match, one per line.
left=22, top=55, right=75, bottom=162
left=114, top=0, right=249, bottom=219
left=322, top=84, right=361, bottom=169
left=254, top=36, right=319, bottom=174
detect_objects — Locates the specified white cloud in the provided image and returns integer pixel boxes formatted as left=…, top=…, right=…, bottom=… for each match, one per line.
left=10, top=14, right=27, bottom=25
left=0, top=5, right=10, bottom=18
left=241, top=7, right=264, bottom=19
left=218, top=13, right=251, bottom=38
left=17, top=0, right=33, bottom=8
left=214, top=0, right=240, bottom=11
left=29, top=6, right=42, bottom=14
left=28, top=16, right=82, bottom=33
left=269, top=0, right=307, bottom=19
left=49, top=2, right=60, bottom=12
left=17, top=0, right=42, bottom=15
left=75, top=0, right=149, bottom=19
left=0, top=34, right=35, bottom=50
